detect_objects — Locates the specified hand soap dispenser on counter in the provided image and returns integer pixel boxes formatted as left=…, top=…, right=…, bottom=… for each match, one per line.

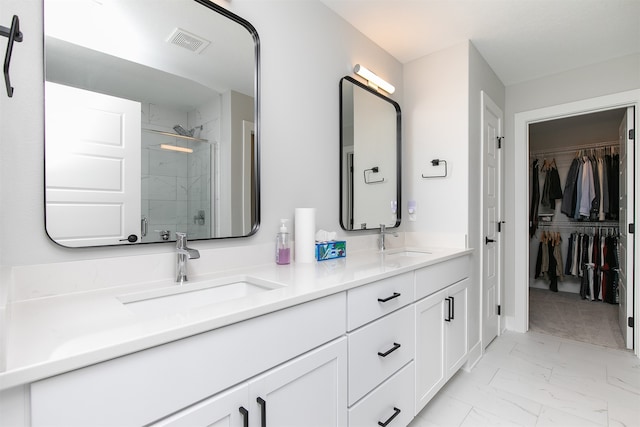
left=276, top=219, right=291, bottom=265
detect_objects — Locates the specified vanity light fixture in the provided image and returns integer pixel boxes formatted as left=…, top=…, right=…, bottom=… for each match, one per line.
left=353, top=64, right=395, bottom=94
left=160, top=144, right=193, bottom=154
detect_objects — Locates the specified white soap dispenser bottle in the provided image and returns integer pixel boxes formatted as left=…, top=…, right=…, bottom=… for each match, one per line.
left=276, top=219, right=291, bottom=265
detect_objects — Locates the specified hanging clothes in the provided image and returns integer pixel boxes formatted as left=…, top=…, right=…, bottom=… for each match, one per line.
left=602, top=235, right=619, bottom=304
left=535, top=231, right=562, bottom=292
left=578, top=156, right=596, bottom=218
left=589, top=156, right=601, bottom=220
left=597, top=157, right=605, bottom=221
left=579, top=234, right=591, bottom=300
left=541, top=159, right=563, bottom=210
left=608, top=154, right=620, bottom=220
left=561, top=157, right=581, bottom=217
left=530, top=159, right=540, bottom=237
left=562, top=149, right=619, bottom=222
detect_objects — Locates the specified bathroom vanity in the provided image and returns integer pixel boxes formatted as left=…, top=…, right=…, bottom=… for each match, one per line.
left=2, top=248, right=472, bottom=426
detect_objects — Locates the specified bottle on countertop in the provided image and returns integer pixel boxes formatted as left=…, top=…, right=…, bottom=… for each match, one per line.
left=276, top=219, right=291, bottom=265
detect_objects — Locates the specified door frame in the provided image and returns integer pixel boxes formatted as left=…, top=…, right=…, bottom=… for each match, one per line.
left=512, top=89, right=639, bottom=356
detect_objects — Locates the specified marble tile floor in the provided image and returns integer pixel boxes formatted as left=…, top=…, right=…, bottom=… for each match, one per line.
left=410, top=331, right=639, bottom=427
left=528, top=287, right=626, bottom=350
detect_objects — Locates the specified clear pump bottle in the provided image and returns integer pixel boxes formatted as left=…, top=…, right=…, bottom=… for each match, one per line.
left=276, top=219, right=291, bottom=265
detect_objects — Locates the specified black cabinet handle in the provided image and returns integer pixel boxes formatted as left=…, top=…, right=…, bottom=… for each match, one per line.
left=257, top=397, right=266, bottom=427
left=377, top=342, right=401, bottom=357
left=239, top=407, right=249, bottom=427
left=450, top=296, right=455, bottom=320
left=445, top=297, right=452, bottom=322
left=485, top=236, right=496, bottom=244
left=378, top=407, right=401, bottom=427
left=378, top=292, right=401, bottom=303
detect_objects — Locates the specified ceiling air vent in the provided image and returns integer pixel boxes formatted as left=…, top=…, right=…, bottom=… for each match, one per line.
left=167, top=28, right=210, bottom=54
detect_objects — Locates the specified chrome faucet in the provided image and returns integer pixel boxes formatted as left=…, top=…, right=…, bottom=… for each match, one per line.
left=379, top=224, right=398, bottom=252
left=176, top=232, right=200, bottom=284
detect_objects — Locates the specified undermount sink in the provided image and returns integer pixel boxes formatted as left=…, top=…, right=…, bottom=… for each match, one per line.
left=384, top=250, right=432, bottom=258
left=118, top=278, right=282, bottom=317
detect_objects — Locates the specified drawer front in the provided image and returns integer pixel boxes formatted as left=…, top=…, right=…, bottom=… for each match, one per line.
left=348, top=305, right=414, bottom=405
left=30, top=293, right=346, bottom=427
left=347, top=271, right=414, bottom=331
left=348, top=362, right=414, bottom=427
left=415, top=255, right=470, bottom=300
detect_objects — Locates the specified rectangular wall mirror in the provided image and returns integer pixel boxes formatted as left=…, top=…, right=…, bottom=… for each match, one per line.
left=340, top=76, right=401, bottom=231
left=43, top=0, right=260, bottom=247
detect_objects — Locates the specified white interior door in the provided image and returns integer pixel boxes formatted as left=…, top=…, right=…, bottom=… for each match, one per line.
left=618, top=106, right=635, bottom=349
left=45, top=82, right=141, bottom=246
left=481, top=92, right=503, bottom=349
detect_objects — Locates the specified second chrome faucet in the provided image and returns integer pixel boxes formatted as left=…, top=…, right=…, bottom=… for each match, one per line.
left=379, top=224, right=398, bottom=252
left=176, top=232, right=200, bottom=284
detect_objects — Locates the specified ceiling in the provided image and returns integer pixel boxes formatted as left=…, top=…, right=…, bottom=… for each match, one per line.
left=529, top=108, right=627, bottom=152
left=321, top=0, right=640, bottom=86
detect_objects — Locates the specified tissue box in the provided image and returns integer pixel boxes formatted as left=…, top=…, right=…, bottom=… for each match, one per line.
left=315, top=241, right=346, bottom=261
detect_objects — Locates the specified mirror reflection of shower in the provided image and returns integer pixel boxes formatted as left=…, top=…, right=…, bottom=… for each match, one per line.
left=142, top=117, right=214, bottom=243
left=173, top=124, right=203, bottom=139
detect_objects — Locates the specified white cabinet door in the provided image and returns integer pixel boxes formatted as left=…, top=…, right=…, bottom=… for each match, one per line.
left=152, top=384, right=249, bottom=427
left=415, top=288, right=447, bottom=414
left=415, top=278, right=469, bottom=415
left=153, top=338, right=347, bottom=427
left=445, top=278, right=469, bottom=377
left=249, top=337, right=347, bottom=427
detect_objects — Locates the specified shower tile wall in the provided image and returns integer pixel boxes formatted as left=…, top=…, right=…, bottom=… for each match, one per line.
left=141, top=100, right=220, bottom=243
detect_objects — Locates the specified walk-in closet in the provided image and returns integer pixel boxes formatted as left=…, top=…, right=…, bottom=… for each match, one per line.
left=528, top=107, right=635, bottom=350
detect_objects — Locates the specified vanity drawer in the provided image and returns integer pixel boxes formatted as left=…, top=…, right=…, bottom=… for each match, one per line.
left=348, top=361, right=414, bottom=427
left=348, top=304, right=414, bottom=405
left=347, top=271, right=414, bottom=331
left=415, top=255, right=470, bottom=300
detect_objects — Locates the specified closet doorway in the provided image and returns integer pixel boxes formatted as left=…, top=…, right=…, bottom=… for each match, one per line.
left=528, top=107, right=633, bottom=350
left=514, top=90, right=639, bottom=356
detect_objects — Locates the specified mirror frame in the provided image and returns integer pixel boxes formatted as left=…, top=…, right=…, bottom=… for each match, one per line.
left=339, top=76, right=401, bottom=232
left=43, top=0, right=261, bottom=247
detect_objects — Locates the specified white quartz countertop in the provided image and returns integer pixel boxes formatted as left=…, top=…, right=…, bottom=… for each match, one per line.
left=0, top=247, right=471, bottom=390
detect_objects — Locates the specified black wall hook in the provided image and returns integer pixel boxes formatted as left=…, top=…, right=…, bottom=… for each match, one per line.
left=1, top=15, right=24, bottom=97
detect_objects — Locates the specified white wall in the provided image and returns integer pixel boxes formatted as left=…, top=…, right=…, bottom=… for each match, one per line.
left=502, top=53, right=640, bottom=327
left=468, top=43, right=505, bottom=353
left=0, top=0, right=403, bottom=300
left=403, top=42, right=469, bottom=245
left=404, top=41, right=506, bottom=358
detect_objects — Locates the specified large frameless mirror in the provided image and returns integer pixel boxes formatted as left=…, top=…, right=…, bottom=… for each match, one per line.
left=340, top=76, right=401, bottom=231
left=43, top=0, right=259, bottom=247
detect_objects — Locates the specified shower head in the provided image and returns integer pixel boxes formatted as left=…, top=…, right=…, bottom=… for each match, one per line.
left=173, top=125, right=193, bottom=137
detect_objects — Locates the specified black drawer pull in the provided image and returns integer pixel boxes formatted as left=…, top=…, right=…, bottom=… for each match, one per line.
left=378, top=292, right=401, bottom=303
left=378, top=342, right=401, bottom=357
left=445, top=297, right=452, bottom=322
left=239, top=407, right=249, bottom=427
left=257, top=397, right=266, bottom=427
left=378, top=407, right=401, bottom=427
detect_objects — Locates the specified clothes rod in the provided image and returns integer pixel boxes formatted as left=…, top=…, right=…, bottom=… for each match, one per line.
left=538, top=222, right=619, bottom=228
left=530, top=140, right=618, bottom=157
